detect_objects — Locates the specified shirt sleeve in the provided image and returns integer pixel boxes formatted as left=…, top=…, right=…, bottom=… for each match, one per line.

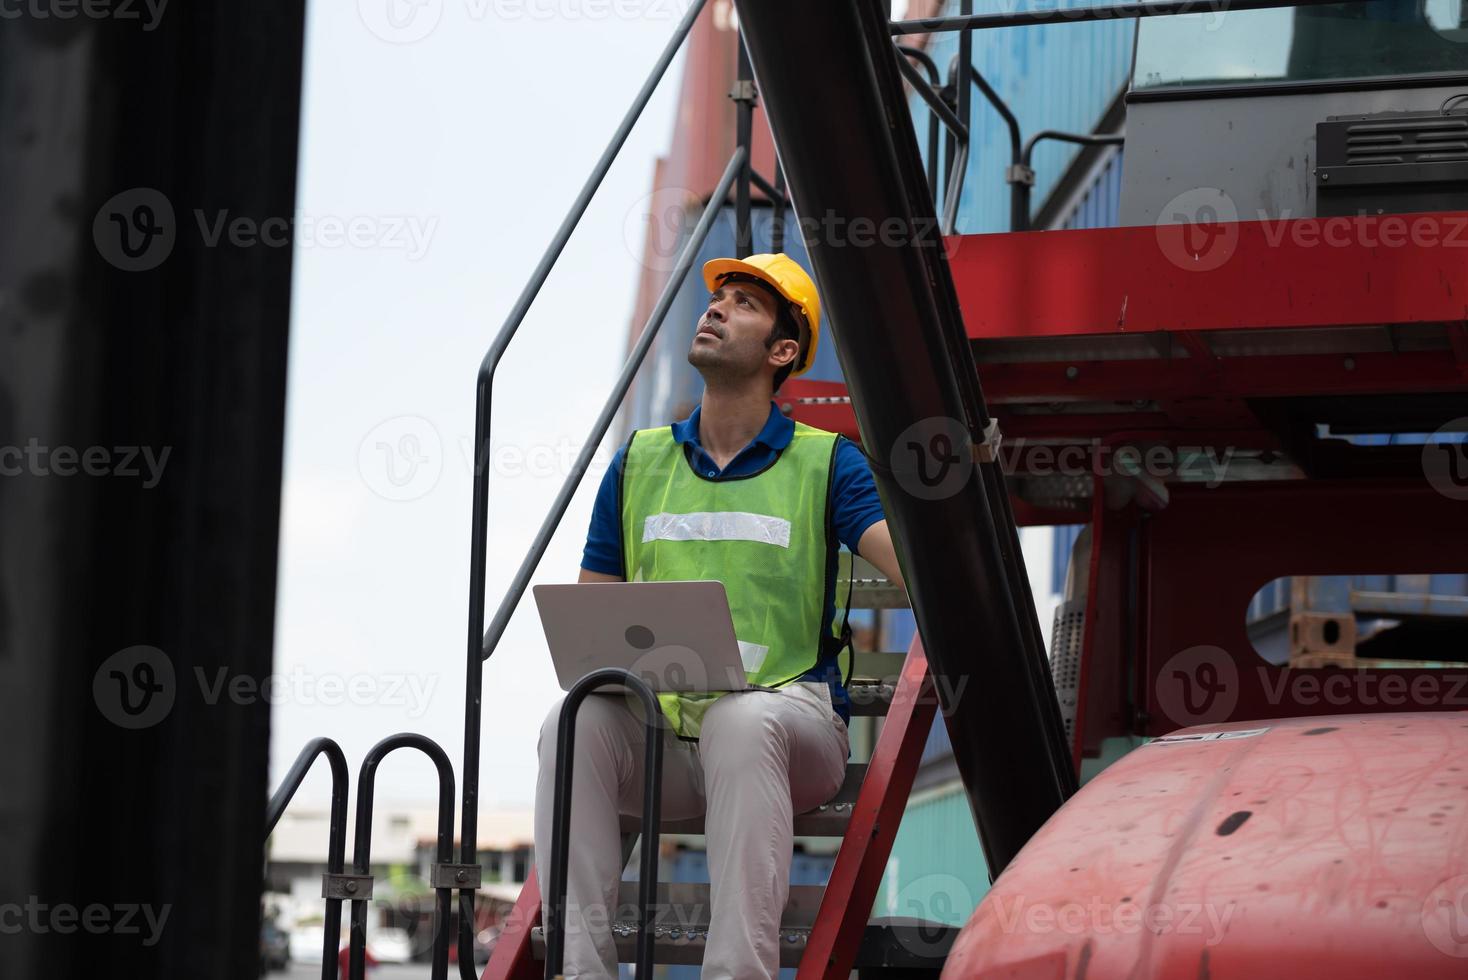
left=580, top=446, right=626, bottom=577
left=830, top=437, right=886, bottom=555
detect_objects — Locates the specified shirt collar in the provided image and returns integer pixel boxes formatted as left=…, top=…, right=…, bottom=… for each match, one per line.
left=671, top=400, right=794, bottom=453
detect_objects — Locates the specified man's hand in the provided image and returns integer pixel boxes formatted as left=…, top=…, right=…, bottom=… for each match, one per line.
left=578, top=568, right=624, bottom=583
left=855, top=520, right=905, bottom=591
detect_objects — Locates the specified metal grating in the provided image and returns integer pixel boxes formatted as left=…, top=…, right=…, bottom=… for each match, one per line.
left=1049, top=599, right=1086, bottom=744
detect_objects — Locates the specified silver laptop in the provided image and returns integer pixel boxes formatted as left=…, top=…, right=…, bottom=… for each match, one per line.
left=532, top=581, right=751, bottom=693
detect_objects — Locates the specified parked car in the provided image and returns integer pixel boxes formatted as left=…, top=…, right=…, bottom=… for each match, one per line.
left=259, top=920, right=290, bottom=973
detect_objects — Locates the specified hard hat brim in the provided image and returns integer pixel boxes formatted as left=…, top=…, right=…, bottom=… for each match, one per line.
left=702, top=257, right=786, bottom=299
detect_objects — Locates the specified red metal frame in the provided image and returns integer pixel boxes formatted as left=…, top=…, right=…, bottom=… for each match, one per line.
left=1136, top=479, right=1468, bottom=735
left=784, top=216, right=1468, bottom=452
left=948, top=212, right=1468, bottom=339
left=799, top=634, right=938, bottom=979
left=1072, top=487, right=1140, bottom=764
left=480, top=869, right=541, bottom=980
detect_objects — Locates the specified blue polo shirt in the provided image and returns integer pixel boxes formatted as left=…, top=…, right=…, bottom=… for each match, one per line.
left=582, top=401, right=886, bottom=725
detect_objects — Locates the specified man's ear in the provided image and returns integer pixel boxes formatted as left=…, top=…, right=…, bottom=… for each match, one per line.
left=768, top=337, right=800, bottom=370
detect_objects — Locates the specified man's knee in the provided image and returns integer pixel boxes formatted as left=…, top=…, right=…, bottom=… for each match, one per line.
left=537, top=693, right=633, bottom=763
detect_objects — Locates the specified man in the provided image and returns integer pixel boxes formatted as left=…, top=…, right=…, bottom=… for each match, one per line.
left=534, top=252, right=905, bottom=979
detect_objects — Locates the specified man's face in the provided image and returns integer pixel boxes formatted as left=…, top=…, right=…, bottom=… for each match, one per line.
left=687, top=278, right=798, bottom=383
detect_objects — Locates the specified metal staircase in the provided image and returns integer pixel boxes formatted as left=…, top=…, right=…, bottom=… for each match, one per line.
left=486, top=599, right=961, bottom=978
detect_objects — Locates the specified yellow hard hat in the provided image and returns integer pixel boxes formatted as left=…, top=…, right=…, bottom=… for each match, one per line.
left=701, top=252, right=821, bottom=376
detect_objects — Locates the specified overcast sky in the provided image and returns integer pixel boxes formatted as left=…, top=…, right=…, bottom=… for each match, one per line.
left=272, top=0, right=691, bottom=809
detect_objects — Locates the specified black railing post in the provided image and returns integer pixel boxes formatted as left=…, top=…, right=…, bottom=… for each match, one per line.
left=954, top=0, right=972, bottom=230
left=734, top=30, right=756, bottom=258
left=771, top=160, right=788, bottom=254
left=265, top=739, right=350, bottom=980
left=350, top=734, right=457, bottom=980
left=543, top=669, right=665, bottom=980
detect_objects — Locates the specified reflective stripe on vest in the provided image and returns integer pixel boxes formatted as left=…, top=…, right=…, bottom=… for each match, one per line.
left=620, top=421, right=840, bottom=739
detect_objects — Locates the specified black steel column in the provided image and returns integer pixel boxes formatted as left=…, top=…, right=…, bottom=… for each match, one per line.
left=733, top=0, right=1075, bottom=872
left=734, top=30, right=756, bottom=258
left=0, top=3, right=306, bottom=977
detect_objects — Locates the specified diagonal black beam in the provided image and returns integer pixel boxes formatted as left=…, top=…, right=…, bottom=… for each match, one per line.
left=733, top=0, right=1076, bottom=873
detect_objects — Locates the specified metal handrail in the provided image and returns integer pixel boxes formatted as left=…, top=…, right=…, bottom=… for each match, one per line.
left=893, top=51, right=970, bottom=234
left=891, top=0, right=1359, bottom=34
left=348, top=733, right=458, bottom=980
left=896, top=44, right=943, bottom=195
left=897, top=54, right=968, bottom=143
left=1016, top=129, right=1126, bottom=231
left=464, top=146, right=744, bottom=969
left=895, top=45, right=1127, bottom=233
left=472, top=146, right=745, bottom=667
left=264, top=738, right=350, bottom=980
left=457, top=0, right=709, bottom=965
left=544, top=669, right=665, bottom=979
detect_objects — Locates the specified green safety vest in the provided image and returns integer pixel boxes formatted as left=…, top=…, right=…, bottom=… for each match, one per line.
left=619, top=420, right=849, bottom=739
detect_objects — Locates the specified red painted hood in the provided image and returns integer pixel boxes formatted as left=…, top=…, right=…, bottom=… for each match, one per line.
left=942, top=713, right=1468, bottom=979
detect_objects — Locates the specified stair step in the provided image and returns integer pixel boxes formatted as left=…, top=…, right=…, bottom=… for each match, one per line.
left=847, top=648, right=906, bottom=717
left=847, top=676, right=896, bottom=715
left=620, top=763, right=866, bottom=837
left=530, top=882, right=956, bottom=969
left=841, top=553, right=909, bottom=609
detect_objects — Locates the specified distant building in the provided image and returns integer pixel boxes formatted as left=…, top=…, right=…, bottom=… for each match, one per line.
left=266, top=802, right=534, bottom=962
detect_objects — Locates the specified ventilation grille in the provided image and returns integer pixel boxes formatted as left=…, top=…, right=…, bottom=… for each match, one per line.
left=1341, top=116, right=1468, bottom=166
left=1049, top=599, right=1086, bottom=745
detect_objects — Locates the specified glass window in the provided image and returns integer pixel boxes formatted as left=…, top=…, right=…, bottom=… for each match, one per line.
left=1133, top=0, right=1468, bottom=91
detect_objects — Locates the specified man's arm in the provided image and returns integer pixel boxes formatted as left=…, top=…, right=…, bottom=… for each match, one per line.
left=578, top=446, right=628, bottom=582
left=856, top=519, right=905, bottom=591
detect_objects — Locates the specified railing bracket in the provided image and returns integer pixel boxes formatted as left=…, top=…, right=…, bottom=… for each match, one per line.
left=1005, top=164, right=1035, bottom=187
left=322, top=873, right=374, bottom=900
left=729, top=79, right=758, bottom=103
left=431, top=863, right=483, bottom=889
left=974, top=419, right=1003, bottom=463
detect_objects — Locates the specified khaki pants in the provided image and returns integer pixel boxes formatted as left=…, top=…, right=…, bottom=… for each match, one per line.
left=534, top=681, right=850, bottom=980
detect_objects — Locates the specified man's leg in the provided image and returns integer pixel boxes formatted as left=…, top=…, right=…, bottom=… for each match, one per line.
left=533, top=691, right=703, bottom=980
left=698, top=683, right=850, bottom=980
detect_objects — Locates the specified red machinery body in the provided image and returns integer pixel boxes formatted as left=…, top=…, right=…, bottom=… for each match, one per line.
left=941, top=713, right=1468, bottom=979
